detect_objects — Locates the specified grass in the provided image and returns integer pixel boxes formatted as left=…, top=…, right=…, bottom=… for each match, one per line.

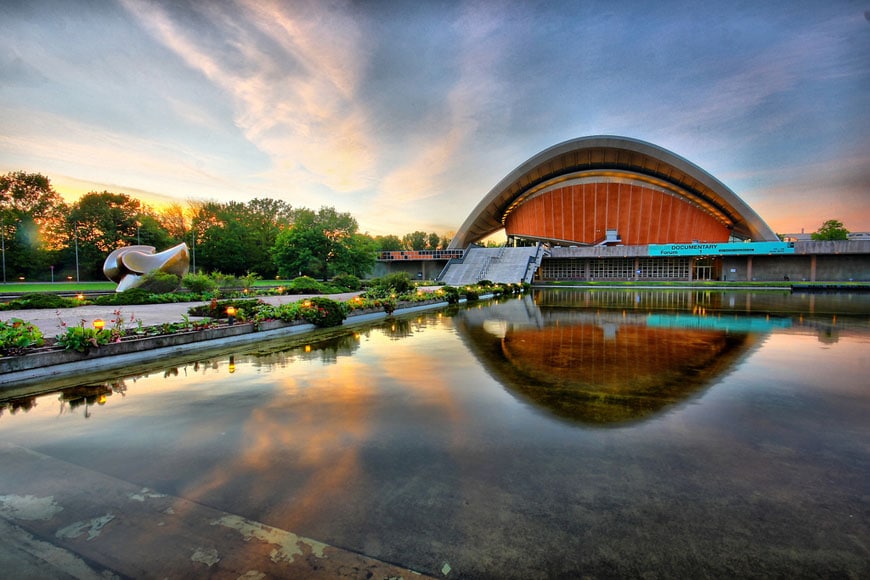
left=0, top=281, right=116, bottom=293
left=0, top=279, right=302, bottom=294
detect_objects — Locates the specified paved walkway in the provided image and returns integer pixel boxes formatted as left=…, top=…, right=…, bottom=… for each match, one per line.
left=1, top=292, right=364, bottom=337
left=0, top=442, right=433, bottom=578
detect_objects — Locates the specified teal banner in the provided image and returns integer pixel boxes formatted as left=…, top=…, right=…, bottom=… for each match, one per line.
left=648, top=241, right=795, bottom=257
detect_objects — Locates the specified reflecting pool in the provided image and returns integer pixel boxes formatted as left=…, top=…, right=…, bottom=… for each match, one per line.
left=1, top=289, right=868, bottom=578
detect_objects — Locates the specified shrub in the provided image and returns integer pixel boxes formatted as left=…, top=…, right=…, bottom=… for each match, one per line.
left=331, top=273, right=361, bottom=291
left=464, top=287, right=480, bottom=301
left=211, top=272, right=239, bottom=290
left=0, top=293, right=79, bottom=310
left=442, top=286, right=461, bottom=304
left=93, top=288, right=154, bottom=306
left=364, top=272, right=414, bottom=299
left=137, top=271, right=181, bottom=293
left=380, top=272, right=414, bottom=294
left=298, top=296, right=346, bottom=327
left=477, top=279, right=494, bottom=287
left=289, top=276, right=324, bottom=294
left=182, top=272, right=216, bottom=294
left=188, top=298, right=262, bottom=319
left=55, top=322, right=114, bottom=352
left=239, top=272, right=261, bottom=291
left=0, top=318, right=44, bottom=354
left=254, top=302, right=301, bottom=323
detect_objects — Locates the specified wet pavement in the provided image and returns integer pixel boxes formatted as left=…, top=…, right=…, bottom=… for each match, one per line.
left=0, top=443, right=432, bottom=579
left=1, top=292, right=364, bottom=338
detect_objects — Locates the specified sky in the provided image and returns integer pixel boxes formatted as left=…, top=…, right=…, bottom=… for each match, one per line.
left=1, top=0, right=868, bottom=237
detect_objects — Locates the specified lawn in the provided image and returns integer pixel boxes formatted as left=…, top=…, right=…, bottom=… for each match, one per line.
left=0, top=280, right=297, bottom=294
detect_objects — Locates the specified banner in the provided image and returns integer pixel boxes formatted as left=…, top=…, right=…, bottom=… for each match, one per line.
left=648, top=241, right=795, bottom=257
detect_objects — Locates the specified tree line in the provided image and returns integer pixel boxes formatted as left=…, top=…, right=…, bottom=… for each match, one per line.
left=0, top=171, right=453, bottom=283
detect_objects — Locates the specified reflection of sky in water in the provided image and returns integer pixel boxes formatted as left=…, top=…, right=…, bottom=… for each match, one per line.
left=0, top=292, right=868, bottom=577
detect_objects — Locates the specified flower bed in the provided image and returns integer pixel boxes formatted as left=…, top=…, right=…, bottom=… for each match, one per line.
left=0, top=284, right=519, bottom=377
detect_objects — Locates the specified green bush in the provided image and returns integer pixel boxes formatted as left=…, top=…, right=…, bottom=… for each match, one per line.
left=477, top=279, right=494, bottom=287
left=289, top=276, right=324, bottom=294
left=254, top=302, right=301, bottom=323
left=298, top=296, right=346, bottom=327
left=0, top=318, right=44, bottom=354
left=182, top=272, right=216, bottom=293
left=464, top=288, right=480, bottom=301
left=188, top=298, right=262, bottom=319
left=364, top=272, right=414, bottom=299
left=442, top=286, right=461, bottom=304
left=55, top=322, right=114, bottom=352
left=0, top=293, right=79, bottom=310
left=239, top=272, right=261, bottom=291
left=137, top=271, right=181, bottom=293
left=331, top=273, right=361, bottom=291
left=93, top=288, right=154, bottom=306
left=211, top=272, right=239, bottom=290
left=380, top=272, right=414, bottom=294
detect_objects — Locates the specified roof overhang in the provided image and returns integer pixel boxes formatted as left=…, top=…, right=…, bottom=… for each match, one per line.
left=449, top=135, right=778, bottom=248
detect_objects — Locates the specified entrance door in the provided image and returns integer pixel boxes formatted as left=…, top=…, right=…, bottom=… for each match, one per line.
left=693, top=257, right=715, bottom=280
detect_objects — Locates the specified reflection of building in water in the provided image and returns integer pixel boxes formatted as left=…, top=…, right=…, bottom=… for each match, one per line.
left=456, top=295, right=763, bottom=425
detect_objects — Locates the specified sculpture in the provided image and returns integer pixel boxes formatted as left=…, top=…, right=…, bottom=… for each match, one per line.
left=103, top=243, right=190, bottom=292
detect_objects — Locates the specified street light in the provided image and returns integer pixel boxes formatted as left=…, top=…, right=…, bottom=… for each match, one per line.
left=73, top=222, right=80, bottom=283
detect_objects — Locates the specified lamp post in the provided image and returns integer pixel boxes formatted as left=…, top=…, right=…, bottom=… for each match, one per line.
left=74, top=222, right=80, bottom=283
left=1, top=223, right=5, bottom=284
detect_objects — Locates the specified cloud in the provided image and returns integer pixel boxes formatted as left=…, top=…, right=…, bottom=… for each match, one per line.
left=0, top=106, right=244, bottom=198
left=377, top=0, right=516, bottom=205
left=120, top=0, right=378, bottom=194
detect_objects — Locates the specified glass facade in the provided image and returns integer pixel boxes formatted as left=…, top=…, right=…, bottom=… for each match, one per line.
left=541, top=257, right=692, bottom=280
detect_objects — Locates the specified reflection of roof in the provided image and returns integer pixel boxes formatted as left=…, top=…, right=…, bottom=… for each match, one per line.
left=450, top=135, right=778, bottom=248
left=453, top=300, right=760, bottom=426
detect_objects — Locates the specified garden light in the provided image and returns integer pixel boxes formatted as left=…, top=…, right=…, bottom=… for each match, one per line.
left=93, top=319, right=105, bottom=330
left=226, top=306, right=236, bottom=325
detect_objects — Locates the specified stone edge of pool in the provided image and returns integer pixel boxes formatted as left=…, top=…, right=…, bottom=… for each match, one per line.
left=0, top=298, right=472, bottom=390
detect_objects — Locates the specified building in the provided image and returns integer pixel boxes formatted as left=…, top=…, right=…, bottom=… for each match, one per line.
left=442, top=136, right=870, bottom=283
left=378, top=136, right=870, bottom=283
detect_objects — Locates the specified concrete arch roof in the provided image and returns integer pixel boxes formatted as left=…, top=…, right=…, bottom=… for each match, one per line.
left=449, top=135, right=778, bottom=248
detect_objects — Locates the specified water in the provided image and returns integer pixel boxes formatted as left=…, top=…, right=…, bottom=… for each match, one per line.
left=1, top=289, right=868, bottom=578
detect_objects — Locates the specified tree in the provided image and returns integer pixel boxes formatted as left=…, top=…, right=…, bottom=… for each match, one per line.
left=402, top=230, right=429, bottom=250
left=1, top=172, right=68, bottom=281
left=159, top=203, right=189, bottom=243
left=374, top=234, right=403, bottom=251
left=811, top=219, right=849, bottom=241
left=343, top=233, right=377, bottom=278
left=192, top=198, right=293, bottom=278
left=427, top=232, right=441, bottom=250
left=67, top=191, right=145, bottom=279
left=272, top=206, right=371, bottom=280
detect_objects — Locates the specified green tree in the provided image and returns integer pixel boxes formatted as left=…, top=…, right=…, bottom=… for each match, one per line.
left=159, top=203, right=189, bottom=243
left=375, top=234, right=403, bottom=251
left=811, top=219, right=849, bottom=241
left=67, top=191, right=145, bottom=279
left=343, top=233, right=377, bottom=278
left=192, top=198, right=293, bottom=278
left=402, top=230, right=429, bottom=250
left=272, top=206, right=371, bottom=280
left=0, top=171, right=68, bottom=281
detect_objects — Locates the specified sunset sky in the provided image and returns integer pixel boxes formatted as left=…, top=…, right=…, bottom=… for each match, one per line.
left=1, top=0, right=868, bottom=237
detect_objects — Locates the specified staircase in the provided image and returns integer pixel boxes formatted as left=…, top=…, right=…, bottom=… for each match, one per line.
left=438, top=244, right=545, bottom=285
